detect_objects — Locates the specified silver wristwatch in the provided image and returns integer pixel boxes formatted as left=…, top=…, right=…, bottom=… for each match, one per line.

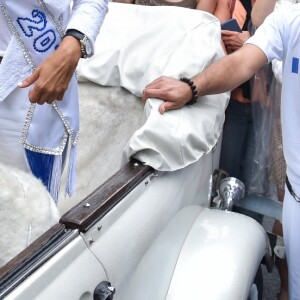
left=64, top=29, right=92, bottom=59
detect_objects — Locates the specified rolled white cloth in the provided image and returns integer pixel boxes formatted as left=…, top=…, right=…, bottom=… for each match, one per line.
left=77, top=3, right=229, bottom=171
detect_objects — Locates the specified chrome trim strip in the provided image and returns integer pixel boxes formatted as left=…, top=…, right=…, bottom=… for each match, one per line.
left=0, top=229, right=79, bottom=298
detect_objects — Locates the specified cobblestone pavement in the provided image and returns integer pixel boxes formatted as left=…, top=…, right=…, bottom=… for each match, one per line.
left=263, top=264, right=280, bottom=300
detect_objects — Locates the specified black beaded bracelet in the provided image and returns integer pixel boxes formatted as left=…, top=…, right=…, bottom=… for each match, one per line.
left=180, top=77, right=198, bottom=105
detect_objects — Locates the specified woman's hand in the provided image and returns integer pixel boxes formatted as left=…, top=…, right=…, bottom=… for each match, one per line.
left=18, top=36, right=82, bottom=105
left=142, top=76, right=193, bottom=114
left=221, top=30, right=250, bottom=53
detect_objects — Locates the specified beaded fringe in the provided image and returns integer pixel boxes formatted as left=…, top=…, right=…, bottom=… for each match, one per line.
left=25, top=139, right=77, bottom=203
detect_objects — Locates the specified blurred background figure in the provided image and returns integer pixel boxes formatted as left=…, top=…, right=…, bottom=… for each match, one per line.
left=219, top=0, right=263, bottom=193
left=113, top=0, right=217, bottom=11
left=113, top=0, right=234, bottom=23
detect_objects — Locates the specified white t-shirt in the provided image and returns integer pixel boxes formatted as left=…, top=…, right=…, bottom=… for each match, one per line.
left=246, top=4, right=300, bottom=186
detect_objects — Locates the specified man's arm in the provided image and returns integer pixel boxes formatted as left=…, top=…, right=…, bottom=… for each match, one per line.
left=142, top=44, right=268, bottom=113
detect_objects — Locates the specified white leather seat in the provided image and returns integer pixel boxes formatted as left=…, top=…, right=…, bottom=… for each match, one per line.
left=117, top=206, right=268, bottom=300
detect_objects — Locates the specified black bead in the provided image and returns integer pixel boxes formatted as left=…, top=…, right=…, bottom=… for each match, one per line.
left=180, top=77, right=198, bottom=105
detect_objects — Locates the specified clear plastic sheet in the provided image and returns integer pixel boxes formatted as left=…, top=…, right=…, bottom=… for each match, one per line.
left=246, top=63, right=274, bottom=196
left=241, top=22, right=276, bottom=198
left=245, top=56, right=287, bottom=202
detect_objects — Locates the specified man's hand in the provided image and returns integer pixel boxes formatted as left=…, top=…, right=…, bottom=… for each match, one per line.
left=221, top=30, right=250, bottom=53
left=142, top=76, right=193, bottom=114
left=18, top=36, right=82, bottom=105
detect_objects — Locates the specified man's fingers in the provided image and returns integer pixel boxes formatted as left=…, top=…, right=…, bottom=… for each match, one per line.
left=159, top=103, right=166, bottom=114
left=143, top=87, right=168, bottom=102
left=144, top=76, right=166, bottom=88
left=142, top=76, right=176, bottom=102
left=141, top=93, right=148, bottom=104
left=159, top=101, right=179, bottom=114
left=142, top=76, right=189, bottom=112
left=141, top=87, right=161, bottom=104
left=142, top=88, right=160, bottom=103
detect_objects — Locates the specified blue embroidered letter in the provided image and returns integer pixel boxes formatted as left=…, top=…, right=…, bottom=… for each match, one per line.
left=17, top=10, right=47, bottom=37
left=34, top=30, right=56, bottom=53
left=17, top=9, right=57, bottom=53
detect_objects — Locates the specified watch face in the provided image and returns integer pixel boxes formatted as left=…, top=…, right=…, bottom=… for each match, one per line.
left=81, top=35, right=92, bottom=58
left=86, top=40, right=92, bottom=57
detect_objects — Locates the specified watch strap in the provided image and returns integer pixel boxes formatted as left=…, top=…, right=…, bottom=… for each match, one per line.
left=64, top=29, right=88, bottom=58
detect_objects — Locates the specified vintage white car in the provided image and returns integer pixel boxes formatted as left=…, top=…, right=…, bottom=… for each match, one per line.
left=0, top=4, right=279, bottom=300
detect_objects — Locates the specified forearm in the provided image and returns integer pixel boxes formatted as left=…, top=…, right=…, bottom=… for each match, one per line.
left=142, top=45, right=268, bottom=114
left=196, top=0, right=217, bottom=13
left=192, top=44, right=267, bottom=96
left=251, top=0, right=276, bottom=27
left=213, top=0, right=231, bottom=23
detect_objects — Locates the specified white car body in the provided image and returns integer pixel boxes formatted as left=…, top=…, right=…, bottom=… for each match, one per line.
left=0, top=4, right=271, bottom=299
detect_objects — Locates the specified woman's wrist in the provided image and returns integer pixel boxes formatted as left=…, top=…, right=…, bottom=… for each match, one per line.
left=59, top=36, right=82, bottom=63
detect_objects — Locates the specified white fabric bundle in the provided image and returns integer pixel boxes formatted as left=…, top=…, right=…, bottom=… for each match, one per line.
left=77, top=3, right=230, bottom=171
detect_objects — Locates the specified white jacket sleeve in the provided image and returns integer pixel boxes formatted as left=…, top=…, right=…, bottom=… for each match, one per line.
left=67, top=0, right=109, bottom=56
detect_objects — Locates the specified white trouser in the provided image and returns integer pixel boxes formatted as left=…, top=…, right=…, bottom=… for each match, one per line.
left=0, top=88, right=29, bottom=172
left=283, top=183, right=300, bottom=300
